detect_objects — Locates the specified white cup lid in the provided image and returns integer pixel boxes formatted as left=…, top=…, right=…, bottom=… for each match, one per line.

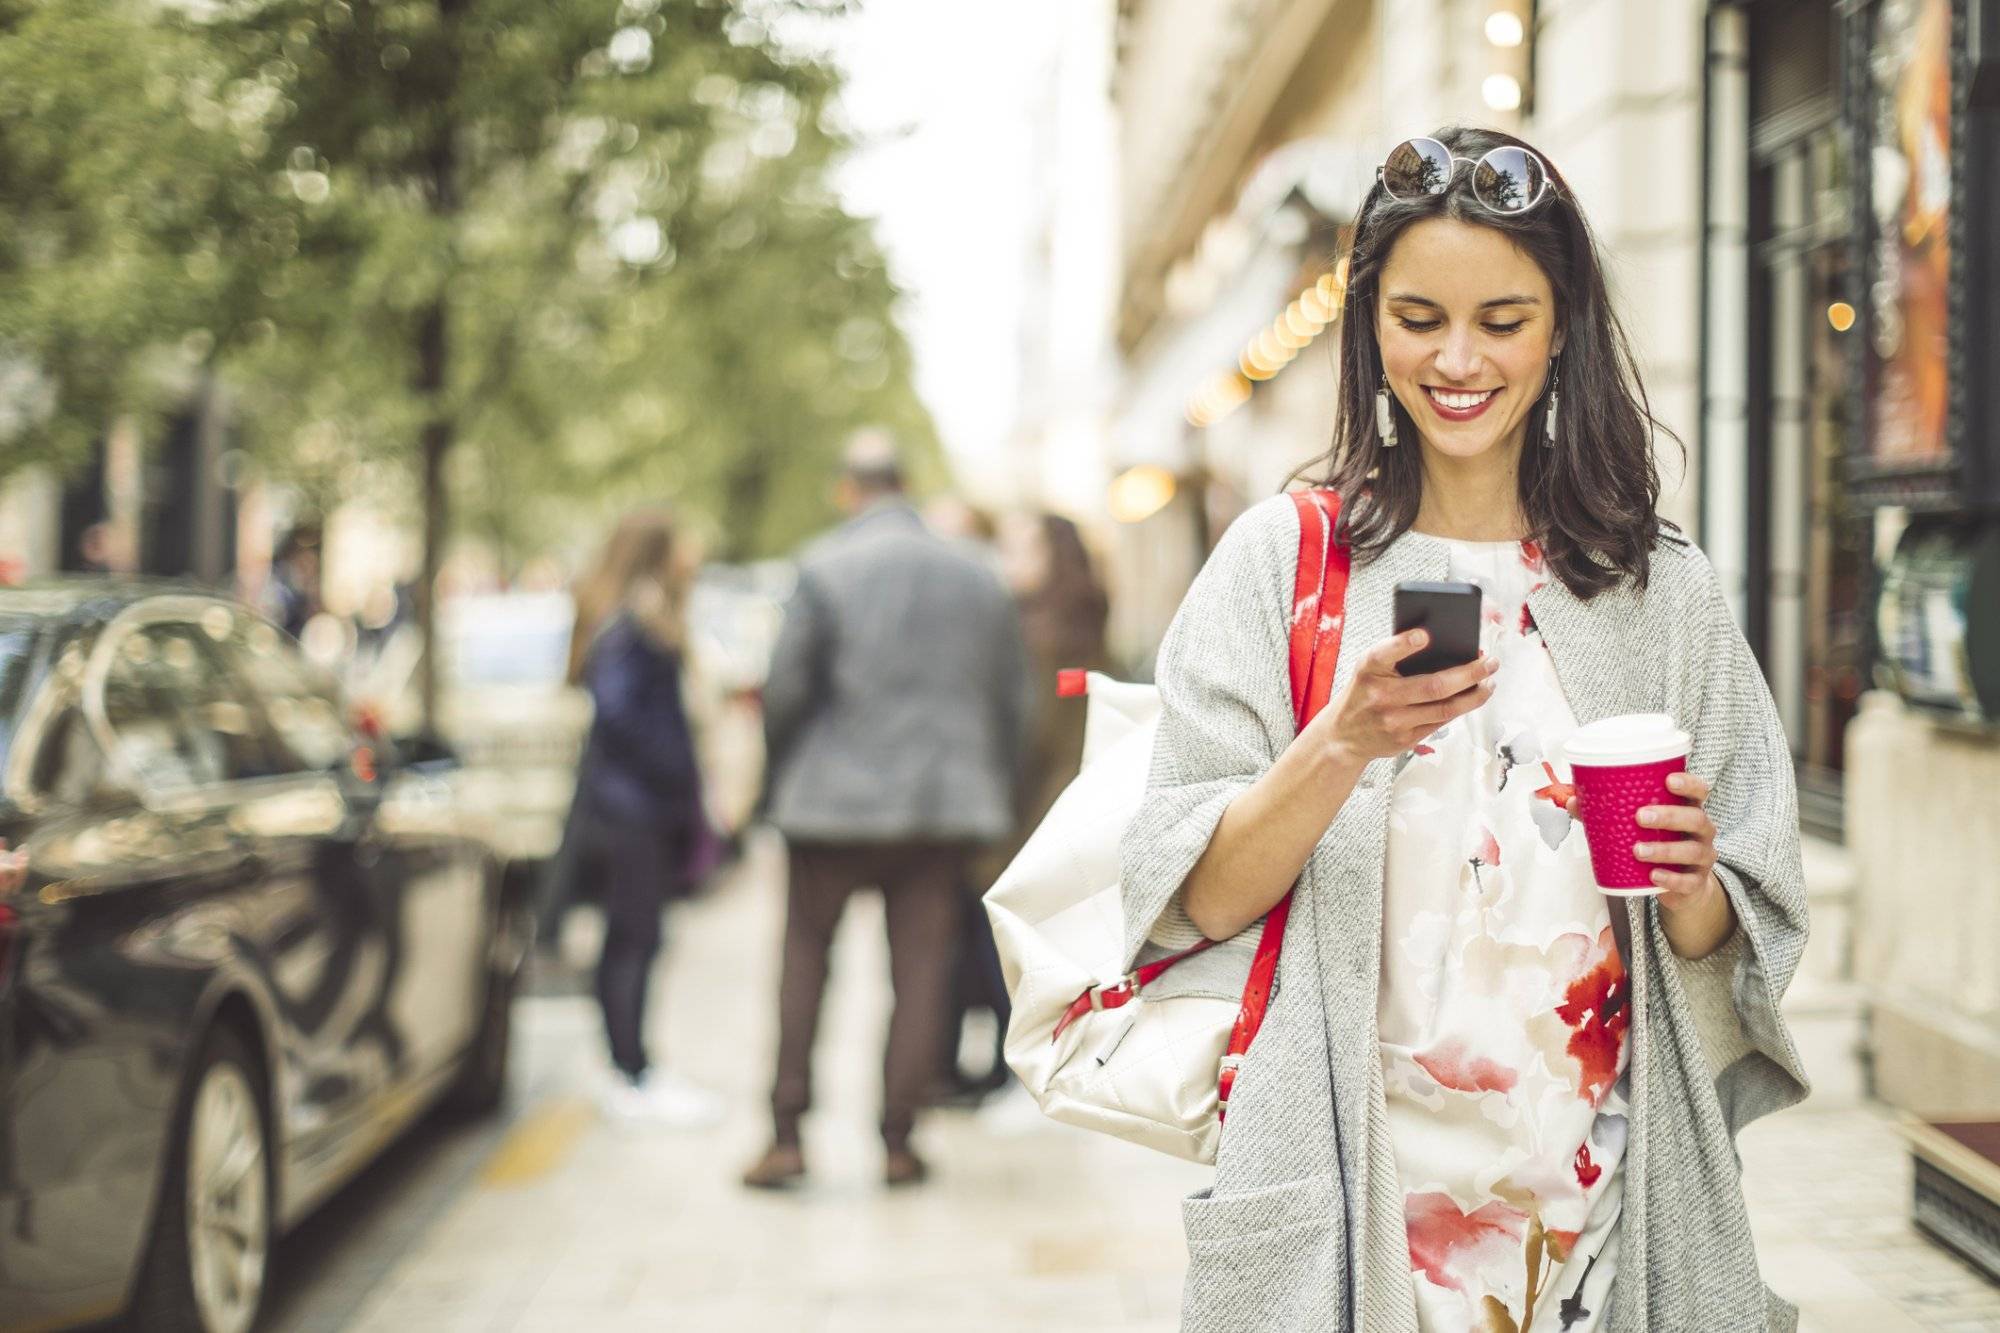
left=1563, top=712, right=1691, bottom=767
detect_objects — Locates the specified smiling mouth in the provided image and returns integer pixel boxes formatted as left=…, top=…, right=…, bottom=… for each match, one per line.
left=1424, top=384, right=1504, bottom=404
left=1424, top=384, right=1504, bottom=416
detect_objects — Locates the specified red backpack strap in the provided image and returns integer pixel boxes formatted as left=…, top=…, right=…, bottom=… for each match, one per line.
left=1287, top=490, right=1331, bottom=723
left=1220, top=488, right=1350, bottom=1117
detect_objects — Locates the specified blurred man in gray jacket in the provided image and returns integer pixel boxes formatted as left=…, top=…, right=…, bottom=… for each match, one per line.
left=743, top=433, right=1029, bottom=1190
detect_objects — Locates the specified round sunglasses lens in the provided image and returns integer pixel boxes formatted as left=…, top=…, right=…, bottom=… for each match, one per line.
left=1472, top=148, right=1548, bottom=213
left=1382, top=139, right=1454, bottom=200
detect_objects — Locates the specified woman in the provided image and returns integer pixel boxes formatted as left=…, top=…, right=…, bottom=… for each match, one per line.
left=572, top=508, right=723, bottom=1125
left=1004, top=511, right=1112, bottom=834
left=1124, top=128, right=1809, bottom=1331
left=566, top=511, right=682, bottom=687
left=540, top=512, right=703, bottom=950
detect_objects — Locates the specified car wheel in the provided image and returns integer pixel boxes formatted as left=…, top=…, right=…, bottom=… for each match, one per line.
left=447, top=959, right=515, bottom=1117
left=133, top=1025, right=271, bottom=1333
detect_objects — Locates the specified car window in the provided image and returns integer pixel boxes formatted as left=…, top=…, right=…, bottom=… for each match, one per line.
left=224, top=618, right=352, bottom=774
left=0, top=624, right=36, bottom=775
left=18, top=633, right=107, bottom=806
left=102, top=622, right=277, bottom=791
left=31, top=702, right=107, bottom=806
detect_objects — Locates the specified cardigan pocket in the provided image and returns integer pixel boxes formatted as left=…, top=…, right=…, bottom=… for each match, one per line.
left=1180, top=1173, right=1345, bottom=1332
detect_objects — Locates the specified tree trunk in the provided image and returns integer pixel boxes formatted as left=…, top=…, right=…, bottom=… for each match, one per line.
left=190, top=371, right=228, bottom=585
left=413, top=0, right=465, bottom=736
left=720, top=443, right=775, bottom=563
left=417, top=299, right=450, bottom=734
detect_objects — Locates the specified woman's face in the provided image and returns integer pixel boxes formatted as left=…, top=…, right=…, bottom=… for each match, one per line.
left=1374, top=216, right=1564, bottom=462
left=998, top=511, right=1050, bottom=595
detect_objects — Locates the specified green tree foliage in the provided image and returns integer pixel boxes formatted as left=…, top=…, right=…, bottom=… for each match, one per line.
left=0, top=0, right=285, bottom=469
left=0, top=0, right=938, bottom=566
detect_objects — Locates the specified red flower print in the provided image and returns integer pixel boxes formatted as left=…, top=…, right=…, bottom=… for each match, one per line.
left=1532, top=761, right=1575, bottom=810
left=1405, top=1192, right=1527, bottom=1295
left=1474, top=826, right=1501, bottom=867
left=1413, top=743, right=1435, bottom=756
left=1574, top=1141, right=1602, bottom=1189
left=1519, top=602, right=1538, bottom=635
left=1467, top=825, right=1501, bottom=895
left=1520, top=539, right=1544, bottom=572
left=1414, top=1040, right=1519, bottom=1095
left=1545, top=1229, right=1581, bottom=1264
left=1555, top=938, right=1629, bottom=1106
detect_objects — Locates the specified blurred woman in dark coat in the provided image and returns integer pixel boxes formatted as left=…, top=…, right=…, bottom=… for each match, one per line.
left=571, top=509, right=723, bottom=1125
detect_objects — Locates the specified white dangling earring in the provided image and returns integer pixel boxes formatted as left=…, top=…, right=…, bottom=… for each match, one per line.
left=1543, top=356, right=1561, bottom=446
left=1376, top=375, right=1399, bottom=447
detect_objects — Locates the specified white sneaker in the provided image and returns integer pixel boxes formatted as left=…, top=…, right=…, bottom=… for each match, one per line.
left=600, top=1069, right=726, bottom=1129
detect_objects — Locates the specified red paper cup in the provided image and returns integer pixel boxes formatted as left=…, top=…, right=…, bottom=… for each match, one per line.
left=1563, top=713, right=1693, bottom=897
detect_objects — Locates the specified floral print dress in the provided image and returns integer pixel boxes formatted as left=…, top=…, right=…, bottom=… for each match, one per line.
left=1378, top=537, right=1630, bottom=1333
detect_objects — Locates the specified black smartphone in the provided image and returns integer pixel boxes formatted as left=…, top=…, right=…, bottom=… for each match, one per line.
left=1392, top=581, right=1483, bottom=677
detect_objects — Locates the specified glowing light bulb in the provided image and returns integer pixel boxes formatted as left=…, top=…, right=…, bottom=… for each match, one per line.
left=1108, top=465, right=1178, bottom=524
left=1485, top=11, right=1525, bottom=47
left=1482, top=74, right=1523, bottom=112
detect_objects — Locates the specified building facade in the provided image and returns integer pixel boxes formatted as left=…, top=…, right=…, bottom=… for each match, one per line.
left=1064, top=0, right=1999, bottom=1276
left=1098, top=0, right=1711, bottom=663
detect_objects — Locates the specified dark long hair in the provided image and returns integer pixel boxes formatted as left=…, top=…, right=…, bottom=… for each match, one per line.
left=1017, top=513, right=1109, bottom=671
left=567, top=506, right=689, bottom=682
left=1304, top=125, right=1685, bottom=599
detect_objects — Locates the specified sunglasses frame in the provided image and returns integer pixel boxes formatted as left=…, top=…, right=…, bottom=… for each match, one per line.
left=1375, top=137, right=1555, bottom=214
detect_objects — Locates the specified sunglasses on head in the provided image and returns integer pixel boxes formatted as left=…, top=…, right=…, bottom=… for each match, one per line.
left=1375, top=137, right=1554, bottom=214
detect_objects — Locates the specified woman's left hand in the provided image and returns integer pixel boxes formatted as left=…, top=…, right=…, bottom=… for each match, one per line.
left=1562, top=771, right=1723, bottom=915
left=1565, top=772, right=1736, bottom=958
left=1633, top=770, right=1724, bottom=915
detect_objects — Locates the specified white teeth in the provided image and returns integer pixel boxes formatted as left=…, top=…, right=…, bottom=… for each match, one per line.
left=1428, top=388, right=1498, bottom=410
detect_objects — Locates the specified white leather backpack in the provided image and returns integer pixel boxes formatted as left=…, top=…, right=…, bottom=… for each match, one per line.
left=983, top=490, right=1349, bottom=1163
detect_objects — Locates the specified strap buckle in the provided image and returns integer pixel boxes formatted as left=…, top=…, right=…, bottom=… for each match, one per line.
left=1089, top=974, right=1138, bottom=1011
left=1217, top=1053, right=1244, bottom=1120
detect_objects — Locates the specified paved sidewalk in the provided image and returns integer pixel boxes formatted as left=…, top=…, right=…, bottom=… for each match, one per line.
left=1742, top=1110, right=2000, bottom=1332
left=341, top=832, right=2000, bottom=1331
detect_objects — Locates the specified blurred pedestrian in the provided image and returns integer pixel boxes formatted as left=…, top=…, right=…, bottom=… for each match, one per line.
left=571, top=507, right=724, bottom=1125
left=539, top=514, right=698, bottom=954
left=741, top=432, right=1030, bottom=1189
left=1001, top=511, right=1110, bottom=831
left=265, top=524, right=323, bottom=640
left=567, top=511, right=685, bottom=687
left=76, top=521, right=115, bottom=573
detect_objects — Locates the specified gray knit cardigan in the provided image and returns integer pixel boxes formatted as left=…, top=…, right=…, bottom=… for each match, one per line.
left=1120, top=494, right=1810, bottom=1332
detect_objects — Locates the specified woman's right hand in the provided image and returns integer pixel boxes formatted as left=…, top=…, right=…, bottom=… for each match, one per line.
left=1308, top=628, right=1499, bottom=765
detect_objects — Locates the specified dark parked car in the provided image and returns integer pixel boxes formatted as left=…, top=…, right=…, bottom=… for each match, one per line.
left=0, top=584, right=532, bottom=1333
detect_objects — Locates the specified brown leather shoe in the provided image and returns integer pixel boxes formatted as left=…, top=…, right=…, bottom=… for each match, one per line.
left=740, top=1143, right=807, bottom=1191
left=883, top=1146, right=930, bottom=1188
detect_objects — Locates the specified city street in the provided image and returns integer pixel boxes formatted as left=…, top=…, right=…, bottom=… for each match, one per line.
left=255, top=832, right=2000, bottom=1333
left=7, top=4, right=2000, bottom=1332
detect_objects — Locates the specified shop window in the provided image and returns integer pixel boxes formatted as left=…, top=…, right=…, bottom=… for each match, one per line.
left=1744, top=0, right=1865, bottom=832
